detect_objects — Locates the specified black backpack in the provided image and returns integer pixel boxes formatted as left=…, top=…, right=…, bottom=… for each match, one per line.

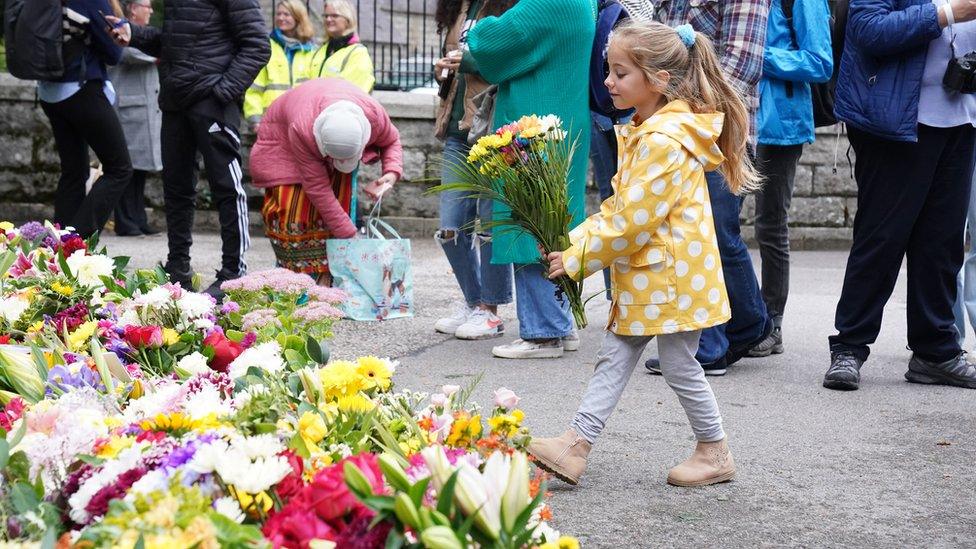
left=590, top=0, right=635, bottom=122
left=4, top=0, right=86, bottom=80
left=782, top=0, right=849, bottom=127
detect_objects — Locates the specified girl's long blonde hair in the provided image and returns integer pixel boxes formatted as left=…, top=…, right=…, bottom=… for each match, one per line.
left=278, top=0, right=315, bottom=43
left=611, top=22, right=761, bottom=195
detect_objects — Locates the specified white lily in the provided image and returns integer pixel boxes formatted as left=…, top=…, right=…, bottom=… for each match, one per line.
left=501, top=451, right=530, bottom=531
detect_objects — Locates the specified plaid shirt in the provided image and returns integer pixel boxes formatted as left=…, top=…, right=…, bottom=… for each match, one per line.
left=652, top=0, right=770, bottom=145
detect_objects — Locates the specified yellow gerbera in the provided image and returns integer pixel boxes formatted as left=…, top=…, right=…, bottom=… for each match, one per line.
left=337, top=393, right=375, bottom=413
left=355, top=356, right=393, bottom=391
left=50, top=281, right=74, bottom=297
left=317, top=361, right=366, bottom=400
left=67, top=320, right=98, bottom=351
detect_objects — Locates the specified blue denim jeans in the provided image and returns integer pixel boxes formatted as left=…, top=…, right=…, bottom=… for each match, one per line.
left=514, top=263, right=573, bottom=339
left=953, top=164, right=976, bottom=344
left=590, top=112, right=618, bottom=299
left=697, top=171, right=771, bottom=363
left=437, top=136, right=513, bottom=307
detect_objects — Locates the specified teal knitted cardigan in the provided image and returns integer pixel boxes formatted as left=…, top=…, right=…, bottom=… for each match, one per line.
left=467, top=0, right=597, bottom=265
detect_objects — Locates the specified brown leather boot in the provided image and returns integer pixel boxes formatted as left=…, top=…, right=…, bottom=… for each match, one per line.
left=527, top=429, right=592, bottom=486
left=666, top=438, right=736, bottom=487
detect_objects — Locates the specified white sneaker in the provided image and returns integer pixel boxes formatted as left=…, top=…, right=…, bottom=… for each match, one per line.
left=562, top=331, right=580, bottom=351
left=492, top=338, right=564, bottom=359
left=455, top=309, right=505, bottom=340
left=435, top=302, right=473, bottom=334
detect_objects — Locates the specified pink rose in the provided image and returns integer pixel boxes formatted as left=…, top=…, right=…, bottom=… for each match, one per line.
left=493, top=387, right=520, bottom=410
left=430, top=393, right=448, bottom=408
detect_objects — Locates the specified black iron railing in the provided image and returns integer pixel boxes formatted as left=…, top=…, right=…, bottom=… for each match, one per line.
left=273, top=0, right=441, bottom=91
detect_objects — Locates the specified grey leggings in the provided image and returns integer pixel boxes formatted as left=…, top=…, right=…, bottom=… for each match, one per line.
left=572, top=330, right=725, bottom=444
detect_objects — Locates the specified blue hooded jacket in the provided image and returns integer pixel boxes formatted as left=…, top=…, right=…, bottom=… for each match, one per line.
left=833, top=0, right=943, bottom=142
left=757, top=0, right=834, bottom=145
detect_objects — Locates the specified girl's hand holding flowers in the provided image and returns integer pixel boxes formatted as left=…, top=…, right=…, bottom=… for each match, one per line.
left=547, top=251, right=566, bottom=279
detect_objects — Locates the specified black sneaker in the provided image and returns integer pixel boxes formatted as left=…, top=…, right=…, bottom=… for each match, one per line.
left=726, top=321, right=775, bottom=366
left=905, top=352, right=976, bottom=389
left=823, top=351, right=863, bottom=391
left=747, top=326, right=784, bottom=357
left=163, top=262, right=194, bottom=289
left=645, top=356, right=728, bottom=376
left=204, top=278, right=229, bottom=301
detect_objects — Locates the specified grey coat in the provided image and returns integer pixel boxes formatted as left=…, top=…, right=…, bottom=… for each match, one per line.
left=109, top=48, right=163, bottom=171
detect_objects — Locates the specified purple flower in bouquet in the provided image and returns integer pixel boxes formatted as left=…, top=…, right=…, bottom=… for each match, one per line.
left=46, top=362, right=104, bottom=394
left=51, top=303, right=90, bottom=332
left=18, top=221, right=48, bottom=242
left=241, top=308, right=280, bottom=332
left=241, top=331, right=257, bottom=348
left=184, top=371, right=234, bottom=398
left=220, top=301, right=241, bottom=314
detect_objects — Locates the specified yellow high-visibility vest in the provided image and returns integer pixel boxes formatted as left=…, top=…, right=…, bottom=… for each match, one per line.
left=244, top=38, right=315, bottom=122
left=308, top=42, right=375, bottom=94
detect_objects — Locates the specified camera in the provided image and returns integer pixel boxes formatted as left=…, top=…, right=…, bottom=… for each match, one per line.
left=943, top=51, right=976, bottom=93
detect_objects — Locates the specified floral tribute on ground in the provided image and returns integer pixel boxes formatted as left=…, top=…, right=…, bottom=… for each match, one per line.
left=0, top=221, right=578, bottom=548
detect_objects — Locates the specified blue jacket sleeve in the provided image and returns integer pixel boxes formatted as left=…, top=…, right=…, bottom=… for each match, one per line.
left=85, top=0, right=124, bottom=65
left=763, top=0, right=833, bottom=83
left=847, top=0, right=942, bottom=58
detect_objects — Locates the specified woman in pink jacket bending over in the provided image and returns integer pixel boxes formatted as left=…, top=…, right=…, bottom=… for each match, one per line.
left=249, top=78, right=403, bottom=285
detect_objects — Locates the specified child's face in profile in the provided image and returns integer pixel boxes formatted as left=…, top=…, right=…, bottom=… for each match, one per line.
left=605, top=41, right=668, bottom=119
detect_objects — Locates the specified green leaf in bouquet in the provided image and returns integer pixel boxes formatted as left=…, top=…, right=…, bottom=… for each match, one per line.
left=134, top=534, right=146, bottom=549
left=408, top=475, right=431, bottom=509
left=245, top=366, right=265, bottom=379
left=11, top=481, right=39, bottom=513
left=384, top=530, right=406, bottom=549
left=6, top=449, right=30, bottom=481
left=289, top=432, right=311, bottom=458
left=56, top=249, right=72, bottom=280
left=41, top=526, right=58, bottom=549
left=30, top=343, right=49, bottom=382
left=0, top=250, right=17, bottom=279
left=209, top=512, right=265, bottom=547
left=7, top=416, right=26, bottom=448
left=284, top=348, right=305, bottom=368
left=253, top=422, right=278, bottom=434
left=113, top=255, right=130, bottom=272
left=437, top=470, right=460, bottom=517
left=225, top=329, right=246, bottom=343
left=305, top=336, right=325, bottom=364
left=76, top=453, right=106, bottom=466
left=0, top=438, right=9, bottom=470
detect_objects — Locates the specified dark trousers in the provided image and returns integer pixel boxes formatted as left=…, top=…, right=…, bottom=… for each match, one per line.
left=830, top=124, right=976, bottom=363
left=113, top=169, right=151, bottom=235
left=755, top=144, right=804, bottom=323
left=697, top=170, right=771, bottom=363
left=160, top=110, right=249, bottom=279
left=40, top=81, right=133, bottom=238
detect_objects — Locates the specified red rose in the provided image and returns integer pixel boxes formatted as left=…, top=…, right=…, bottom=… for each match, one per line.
left=59, top=235, right=87, bottom=257
left=123, top=325, right=163, bottom=348
left=274, top=450, right=306, bottom=500
left=306, top=453, right=384, bottom=522
left=263, top=502, right=336, bottom=549
left=0, top=335, right=10, bottom=345
left=203, top=331, right=243, bottom=373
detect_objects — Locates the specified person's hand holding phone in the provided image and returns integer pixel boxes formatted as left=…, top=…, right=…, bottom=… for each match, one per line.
left=104, top=14, right=132, bottom=46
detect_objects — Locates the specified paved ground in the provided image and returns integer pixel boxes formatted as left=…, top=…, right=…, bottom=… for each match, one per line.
left=101, top=232, right=976, bottom=548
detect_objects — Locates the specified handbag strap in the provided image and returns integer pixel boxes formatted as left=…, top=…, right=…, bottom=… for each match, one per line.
left=364, top=198, right=402, bottom=240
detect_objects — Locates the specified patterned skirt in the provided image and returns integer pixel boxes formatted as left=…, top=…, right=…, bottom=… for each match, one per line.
left=261, top=172, right=355, bottom=274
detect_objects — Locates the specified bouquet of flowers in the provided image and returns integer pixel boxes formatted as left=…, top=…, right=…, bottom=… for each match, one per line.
left=435, top=115, right=587, bottom=328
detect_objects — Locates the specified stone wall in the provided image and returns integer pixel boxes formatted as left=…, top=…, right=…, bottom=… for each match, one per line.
left=0, top=73, right=855, bottom=248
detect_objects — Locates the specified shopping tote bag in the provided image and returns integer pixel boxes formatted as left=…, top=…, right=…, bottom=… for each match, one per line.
left=326, top=204, right=414, bottom=321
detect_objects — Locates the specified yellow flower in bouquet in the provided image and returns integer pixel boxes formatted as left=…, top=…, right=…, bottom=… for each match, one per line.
left=317, top=360, right=366, bottom=400
left=162, top=328, right=180, bottom=345
left=337, top=393, right=375, bottom=413
left=538, top=537, right=581, bottom=549
left=446, top=412, right=482, bottom=447
left=299, top=410, right=328, bottom=444
left=51, top=280, right=74, bottom=297
left=68, top=320, right=98, bottom=351
left=355, top=356, right=393, bottom=391
left=97, top=435, right=135, bottom=459
left=488, top=409, right=525, bottom=438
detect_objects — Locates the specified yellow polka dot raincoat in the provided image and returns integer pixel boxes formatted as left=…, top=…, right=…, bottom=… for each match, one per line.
left=563, top=100, right=731, bottom=337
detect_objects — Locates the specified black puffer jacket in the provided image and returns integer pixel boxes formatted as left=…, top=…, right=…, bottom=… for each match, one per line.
left=131, top=0, right=270, bottom=114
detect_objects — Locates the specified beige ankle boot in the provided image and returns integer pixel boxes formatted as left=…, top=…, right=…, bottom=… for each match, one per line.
left=527, top=429, right=592, bottom=486
left=666, top=438, right=736, bottom=487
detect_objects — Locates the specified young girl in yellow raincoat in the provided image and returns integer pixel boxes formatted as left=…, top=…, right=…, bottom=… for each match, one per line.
left=528, top=21, right=761, bottom=488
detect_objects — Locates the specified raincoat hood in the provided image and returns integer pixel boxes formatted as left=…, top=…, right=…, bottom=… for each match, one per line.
left=621, top=100, right=726, bottom=172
